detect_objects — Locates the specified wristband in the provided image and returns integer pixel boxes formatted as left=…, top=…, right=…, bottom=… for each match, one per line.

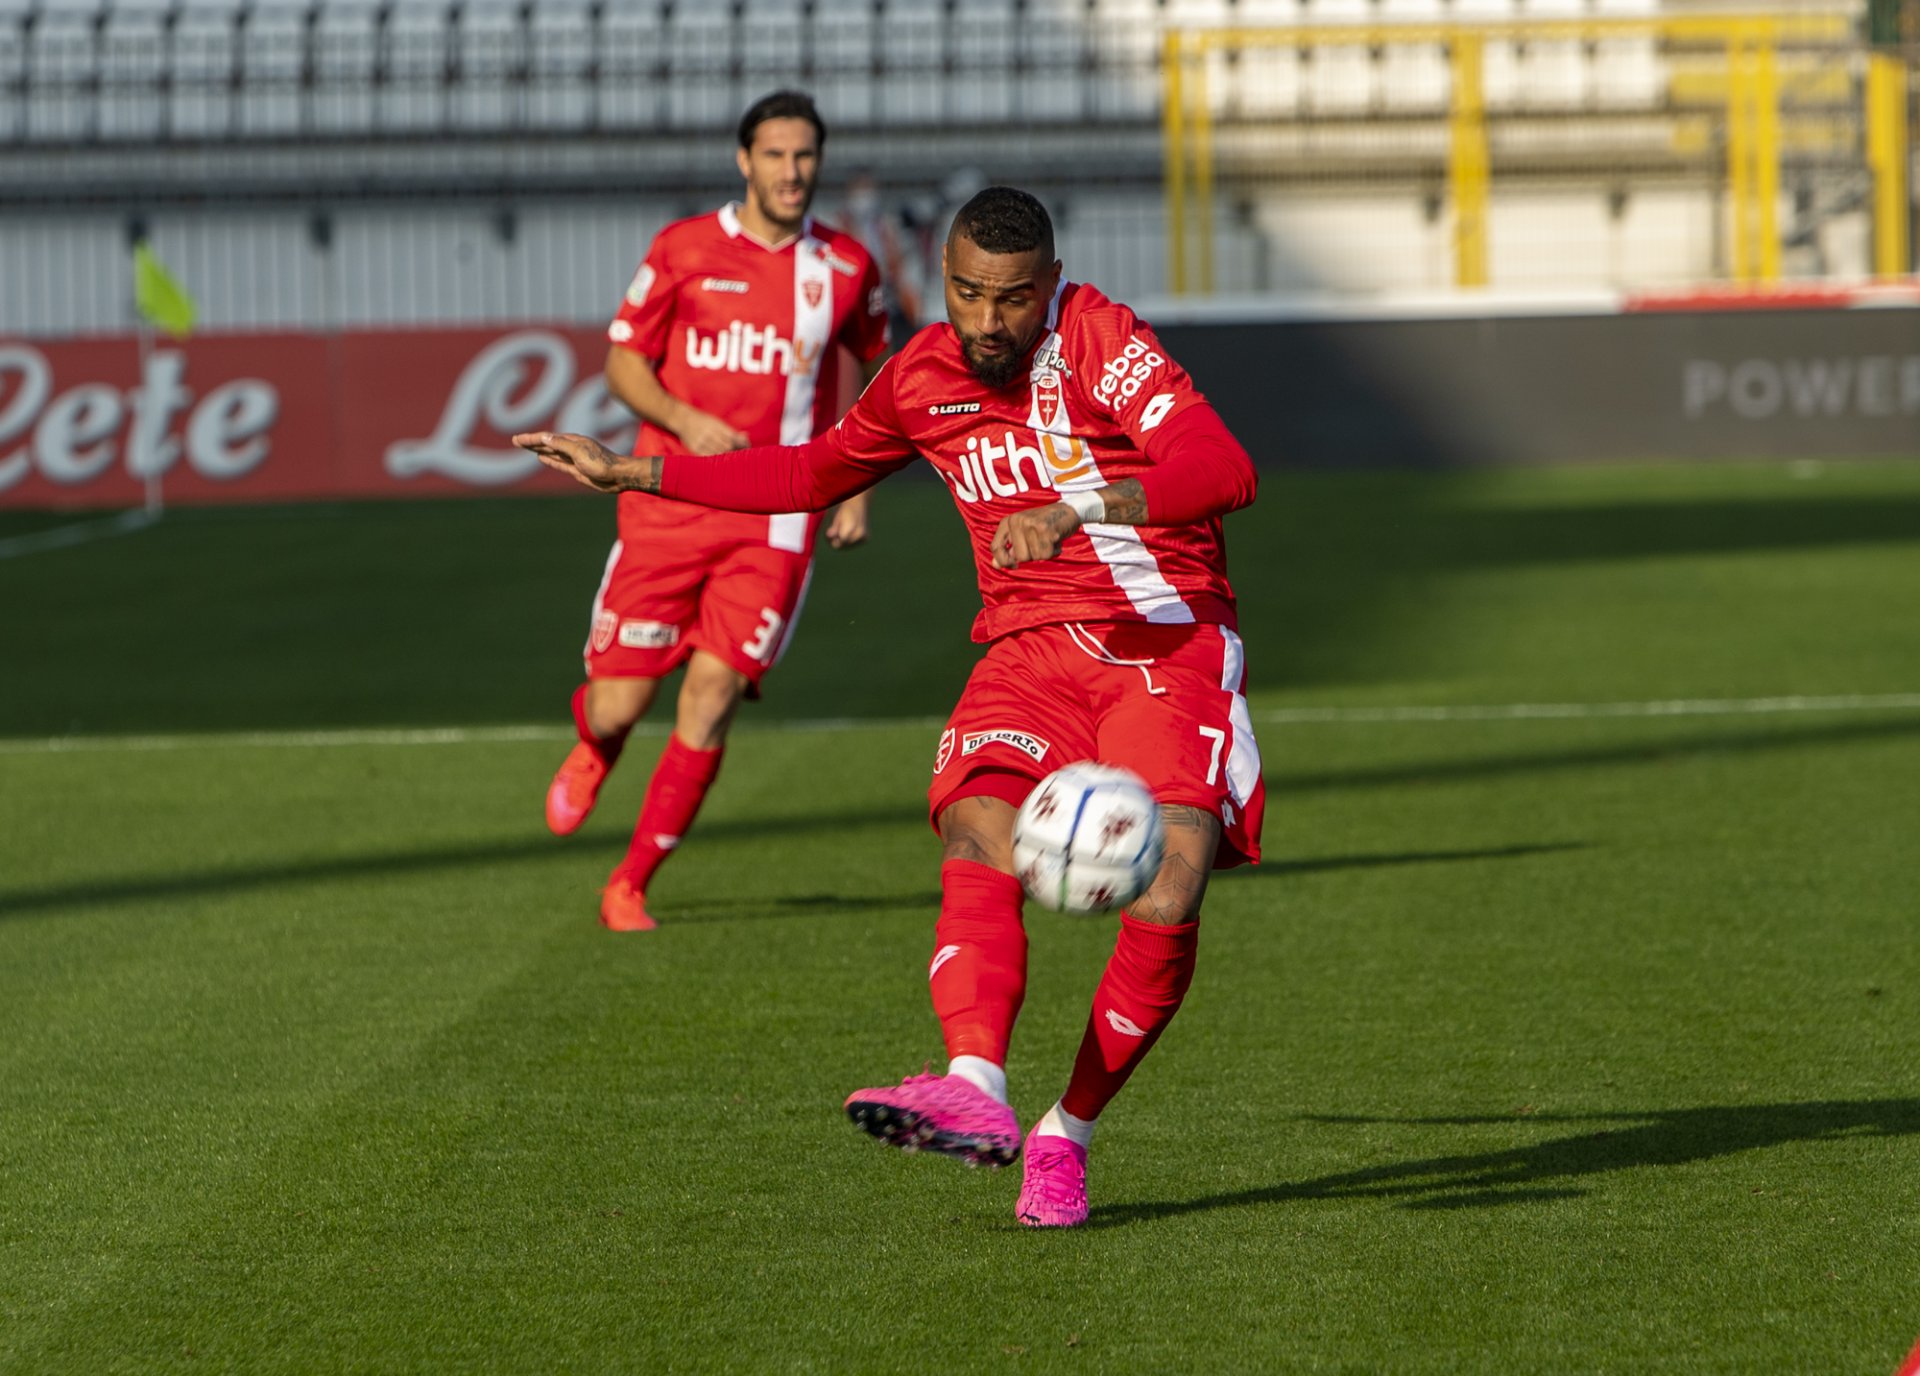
left=1061, top=489, right=1106, bottom=525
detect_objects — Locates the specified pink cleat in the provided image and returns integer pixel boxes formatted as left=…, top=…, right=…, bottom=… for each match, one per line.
left=546, top=742, right=610, bottom=836
left=1016, top=1128, right=1089, bottom=1228
left=598, top=872, right=657, bottom=932
left=843, top=1072, right=1021, bottom=1167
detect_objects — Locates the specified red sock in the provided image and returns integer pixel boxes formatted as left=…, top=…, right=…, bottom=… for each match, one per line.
left=1060, top=915, right=1200, bottom=1121
left=930, top=859, right=1028, bottom=1065
left=619, top=733, right=724, bottom=891
left=571, top=682, right=630, bottom=767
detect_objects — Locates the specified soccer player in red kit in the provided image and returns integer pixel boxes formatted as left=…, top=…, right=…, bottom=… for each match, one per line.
left=546, top=90, right=892, bottom=933
left=519, top=187, right=1262, bottom=1228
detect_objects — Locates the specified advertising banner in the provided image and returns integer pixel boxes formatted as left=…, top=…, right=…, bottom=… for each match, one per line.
left=0, top=327, right=637, bottom=509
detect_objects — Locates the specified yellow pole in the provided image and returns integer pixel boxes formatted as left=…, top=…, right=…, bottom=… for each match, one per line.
left=1753, top=39, right=1781, bottom=282
left=1866, top=52, right=1912, bottom=277
left=1164, top=30, right=1188, bottom=296
left=1194, top=47, right=1216, bottom=294
left=1449, top=33, right=1490, bottom=288
left=1726, top=38, right=1754, bottom=283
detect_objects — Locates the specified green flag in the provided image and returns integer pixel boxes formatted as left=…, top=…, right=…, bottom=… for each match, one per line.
left=133, top=242, right=196, bottom=339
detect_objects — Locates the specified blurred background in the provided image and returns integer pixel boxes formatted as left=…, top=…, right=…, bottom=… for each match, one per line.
left=0, top=0, right=1912, bottom=502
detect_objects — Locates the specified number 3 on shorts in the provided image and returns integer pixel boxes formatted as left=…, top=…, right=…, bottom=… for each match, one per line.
left=742, top=607, right=785, bottom=664
left=1197, top=725, right=1226, bottom=786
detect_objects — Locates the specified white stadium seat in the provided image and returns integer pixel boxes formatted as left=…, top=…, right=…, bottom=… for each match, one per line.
left=876, top=0, right=946, bottom=126
left=740, top=0, right=807, bottom=97
left=25, top=6, right=97, bottom=142
left=950, top=0, right=1015, bottom=124
left=452, top=0, right=524, bottom=132
left=312, top=0, right=381, bottom=134
left=382, top=0, right=452, bottom=133
left=595, top=2, right=666, bottom=130
left=238, top=0, right=309, bottom=136
left=527, top=0, right=596, bottom=132
left=811, top=0, right=877, bottom=127
left=665, top=3, right=735, bottom=130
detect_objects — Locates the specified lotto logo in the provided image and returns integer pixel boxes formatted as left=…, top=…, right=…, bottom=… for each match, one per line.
left=1092, top=335, right=1166, bottom=407
left=685, top=322, right=820, bottom=377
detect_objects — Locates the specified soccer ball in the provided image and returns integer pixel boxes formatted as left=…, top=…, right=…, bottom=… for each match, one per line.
left=1012, top=762, right=1164, bottom=914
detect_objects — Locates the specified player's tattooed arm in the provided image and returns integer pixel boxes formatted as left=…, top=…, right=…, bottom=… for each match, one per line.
left=989, top=478, right=1149, bottom=568
left=514, top=432, right=663, bottom=494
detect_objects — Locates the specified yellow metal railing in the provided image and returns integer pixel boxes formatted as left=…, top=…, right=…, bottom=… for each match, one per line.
left=1161, top=13, right=1896, bottom=294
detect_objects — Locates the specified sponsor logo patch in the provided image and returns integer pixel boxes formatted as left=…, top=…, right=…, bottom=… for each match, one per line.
left=934, top=727, right=956, bottom=774
left=820, top=249, right=859, bottom=277
left=700, top=277, right=749, bottom=294
left=607, top=320, right=635, bottom=344
left=960, top=729, right=1050, bottom=763
left=868, top=284, right=887, bottom=316
left=929, top=402, right=982, bottom=415
left=1033, top=340, right=1072, bottom=377
left=624, top=264, right=656, bottom=306
left=591, top=609, right=619, bottom=654
left=1092, top=334, right=1167, bottom=408
left=617, top=619, right=680, bottom=649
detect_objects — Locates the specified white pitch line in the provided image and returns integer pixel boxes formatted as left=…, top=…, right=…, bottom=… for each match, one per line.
left=1250, top=693, right=1920, bottom=724
left=2, top=694, right=1917, bottom=757
left=0, top=508, right=159, bottom=560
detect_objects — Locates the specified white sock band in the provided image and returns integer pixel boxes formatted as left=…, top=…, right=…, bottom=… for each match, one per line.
left=947, top=1055, right=1009, bottom=1105
left=1035, top=1101, right=1097, bottom=1149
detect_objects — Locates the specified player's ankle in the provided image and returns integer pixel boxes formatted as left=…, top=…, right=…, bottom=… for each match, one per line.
left=1036, top=1101, right=1097, bottom=1149
left=946, top=1055, right=1009, bottom=1105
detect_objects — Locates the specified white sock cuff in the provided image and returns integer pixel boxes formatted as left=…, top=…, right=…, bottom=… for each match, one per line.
left=1035, top=1101, right=1097, bottom=1149
left=947, top=1055, right=1009, bottom=1105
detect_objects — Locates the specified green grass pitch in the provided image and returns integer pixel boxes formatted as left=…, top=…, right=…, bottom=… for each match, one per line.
left=2, top=460, right=1918, bottom=1373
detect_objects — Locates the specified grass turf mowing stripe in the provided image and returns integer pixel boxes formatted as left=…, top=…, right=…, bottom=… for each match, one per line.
left=4, top=691, right=1918, bottom=756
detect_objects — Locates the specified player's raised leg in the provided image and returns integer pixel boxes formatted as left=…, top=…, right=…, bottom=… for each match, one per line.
left=1018, top=805, right=1218, bottom=1228
left=548, top=676, right=657, bottom=836
left=601, top=650, right=747, bottom=932
left=843, top=786, right=1029, bottom=1166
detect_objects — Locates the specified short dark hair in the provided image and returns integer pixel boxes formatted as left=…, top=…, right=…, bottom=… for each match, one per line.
left=738, top=90, right=826, bottom=150
left=948, top=186, right=1055, bottom=262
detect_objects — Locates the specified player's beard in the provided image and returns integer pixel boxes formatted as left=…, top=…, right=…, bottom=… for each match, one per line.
left=752, top=175, right=814, bottom=236
left=959, top=333, right=1031, bottom=389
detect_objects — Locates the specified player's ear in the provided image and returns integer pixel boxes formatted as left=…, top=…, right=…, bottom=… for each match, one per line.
left=735, top=146, right=752, bottom=181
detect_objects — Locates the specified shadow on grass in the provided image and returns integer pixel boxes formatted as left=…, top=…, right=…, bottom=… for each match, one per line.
left=1273, top=714, right=1920, bottom=795
left=0, top=830, right=1572, bottom=922
left=1091, top=1099, right=1920, bottom=1226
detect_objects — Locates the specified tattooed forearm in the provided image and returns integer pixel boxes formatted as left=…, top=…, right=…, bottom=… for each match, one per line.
left=621, top=456, right=664, bottom=494
left=1094, top=478, right=1148, bottom=525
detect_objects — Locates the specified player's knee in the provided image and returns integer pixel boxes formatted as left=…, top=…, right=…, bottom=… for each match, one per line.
left=587, top=678, right=654, bottom=736
left=676, top=663, right=749, bottom=748
left=939, top=797, right=1016, bottom=872
left=1128, top=806, right=1218, bottom=925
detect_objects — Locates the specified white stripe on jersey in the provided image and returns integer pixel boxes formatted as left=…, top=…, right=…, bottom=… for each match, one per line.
left=1217, top=625, right=1262, bottom=807
left=768, top=234, right=836, bottom=550
left=1028, top=284, right=1195, bottom=625
left=582, top=538, right=624, bottom=657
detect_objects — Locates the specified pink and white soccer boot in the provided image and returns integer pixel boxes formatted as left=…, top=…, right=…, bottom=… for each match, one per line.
left=1015, top=1127, right=1089, bottom=1227
left=843, top=1071, right=1021, bottom=1167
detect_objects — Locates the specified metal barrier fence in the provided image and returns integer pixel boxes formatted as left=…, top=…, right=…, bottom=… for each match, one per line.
left=1162, top=11, right=1914, bottom=291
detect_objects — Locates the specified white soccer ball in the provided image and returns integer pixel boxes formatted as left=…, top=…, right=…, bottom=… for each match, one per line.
left=1012, top=762, right=1165, bottom=914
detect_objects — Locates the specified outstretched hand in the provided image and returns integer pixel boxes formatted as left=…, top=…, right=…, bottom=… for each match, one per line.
left=514, top=432, right=633, bottom=492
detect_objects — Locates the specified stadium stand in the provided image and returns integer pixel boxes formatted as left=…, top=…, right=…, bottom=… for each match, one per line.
left=0, top=0, right=1905, bottom=335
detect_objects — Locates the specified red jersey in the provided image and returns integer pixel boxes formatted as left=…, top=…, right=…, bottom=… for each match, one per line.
left=663, top=280, right=1248, bottom=641
left=608, top=203, right=890, bottom=546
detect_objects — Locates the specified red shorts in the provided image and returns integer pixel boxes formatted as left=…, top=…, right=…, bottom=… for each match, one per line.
left=928, top=621, right=1265, bottom=869
left=583, top=501, right=819, bottom=686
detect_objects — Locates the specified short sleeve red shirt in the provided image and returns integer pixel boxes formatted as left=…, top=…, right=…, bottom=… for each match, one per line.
left=608, top=203, right=890, bottom=456
left=823, top=281, right=1237, bottom=642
